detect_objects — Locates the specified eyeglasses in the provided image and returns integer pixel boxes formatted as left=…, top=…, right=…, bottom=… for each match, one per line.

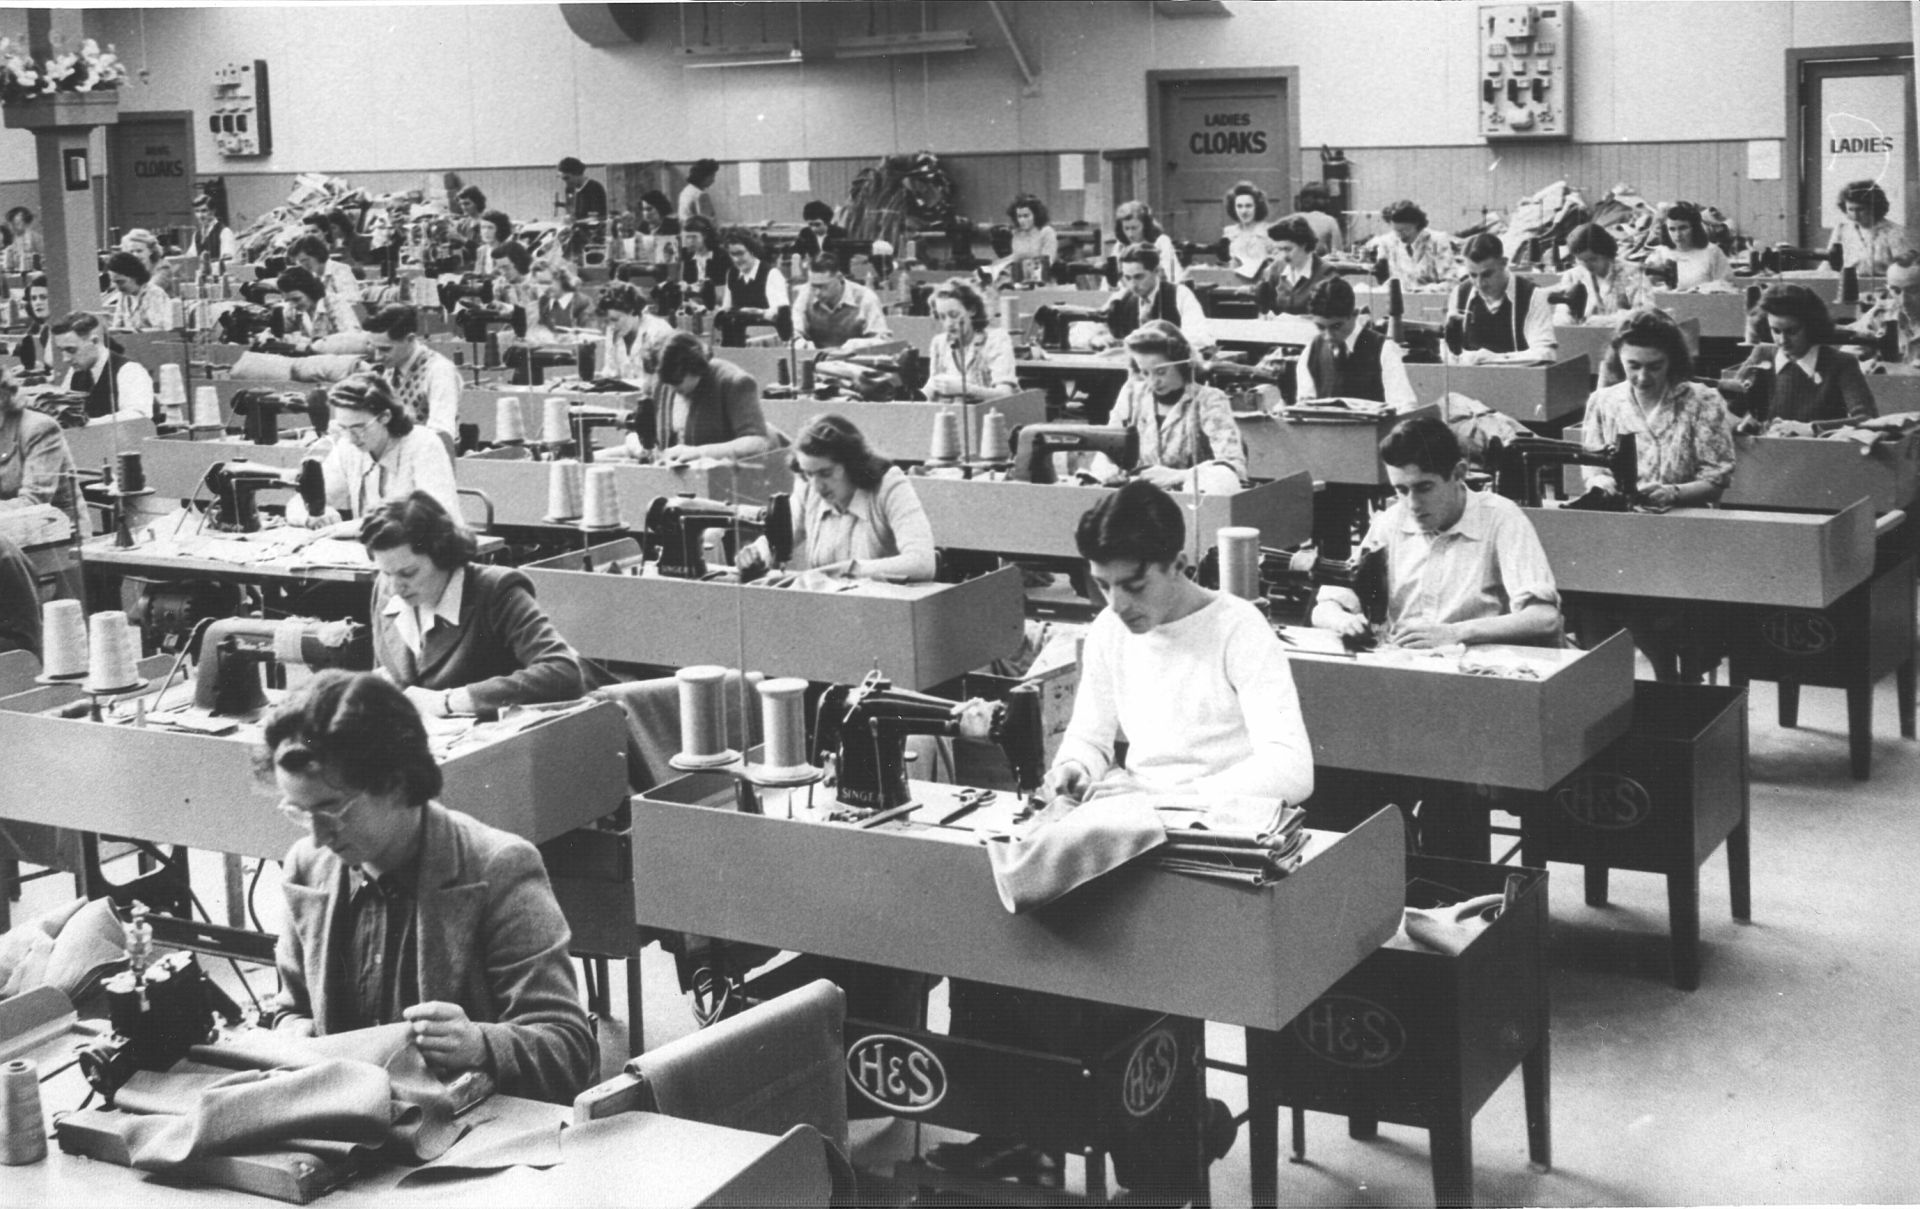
left=277, top=792, right=362, bottom=830
left=334, top=417, right=380, bottom=437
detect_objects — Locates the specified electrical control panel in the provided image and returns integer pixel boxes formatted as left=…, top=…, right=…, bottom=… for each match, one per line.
left=210, top=59, right=272, bottom=158
left=1478, top=3, right=1570, bottom=140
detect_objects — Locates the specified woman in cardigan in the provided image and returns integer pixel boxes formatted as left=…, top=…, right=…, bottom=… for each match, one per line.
left=743, top=412, right=935, bottom=582
left=623, top=330, right=772, bottom=464
left=360, top=491, right=584, bottom=719
left=105, top=250, right=173, bottom=332
left=1723, top=283, right=1877, bottom=428
left=1253, top=215, right=1334, bottom=317
left=1105, top=320, right=1246, bottom=490
left=924, top=277, right=1019, bottom=400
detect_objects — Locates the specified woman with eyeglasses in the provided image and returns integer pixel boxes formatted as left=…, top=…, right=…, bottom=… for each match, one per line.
left=359, top=491, right=584, bottom=718
left=738, top=412, right=936, bottom=582
left=290, top=372, right=457, bottom=536
left=1105, top=320, right=1246, bottom=491
left=257, top=670, right=596, bottom=1104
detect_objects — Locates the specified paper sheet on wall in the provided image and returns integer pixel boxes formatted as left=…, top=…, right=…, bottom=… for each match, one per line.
left=788, top=160, right=810, bottom=193
left=1747, top=140, right=1782, bottom=182
left=1059, top=152, right=1085, bottom=192
left=739, top=161, right=762, bottom=197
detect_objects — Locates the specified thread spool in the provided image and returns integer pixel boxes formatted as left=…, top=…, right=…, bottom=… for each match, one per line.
left=580, top=465, right=622, bottom=528
left=927, top=407, right=963, bottom=464
left=192, top=385, right=222, bottom=429
left=85, top=610, right=140, bottom=693
left=798, top=356, right=815, bottom=396
left=670, top=665, right=740, bottom=769
left=542, top=397, right=572, bottom=445
left=495, top=396, right=527, bottom=443
left=977, top=408, right=1012, bottom=462
left=157, top=363, right=187, bottom=418
left=167, top=297, right=187, bottom=330
left=38, top=600, right=87, bottom=681
left=1000, top=295, right=1016, bottom=331
left=544, top=459, right=584, bottom=522
left=1218, top=526, right=1261, bottom=601
left=743, top=677, right=822, bottom=788
left=0, top=1057, right=47, bottom=1166
left=114, top=451, right=147, bottom=495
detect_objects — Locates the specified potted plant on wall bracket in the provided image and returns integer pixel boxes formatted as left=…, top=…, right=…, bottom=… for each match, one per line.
left=1, top=36, right=127, bottom=130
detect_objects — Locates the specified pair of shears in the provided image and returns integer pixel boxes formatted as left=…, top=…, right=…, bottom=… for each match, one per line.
left=937, top=787, right=996, bottom=826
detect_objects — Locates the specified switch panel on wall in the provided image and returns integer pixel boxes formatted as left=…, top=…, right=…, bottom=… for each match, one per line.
left=1478, top=3, right=1570, bottom=140
left=210, top=59, right=272, bottom=158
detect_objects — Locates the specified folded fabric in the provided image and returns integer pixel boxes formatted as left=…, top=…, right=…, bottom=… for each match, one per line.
left=396, top=1117, right=565, bottom=1185
left=0, top=895, right=124, bottom=1002
left=1402, top=893, right=1506, bottom=955
left=984, top=796, right=1166, bottom=913
left=109, top=1059, right=393, bottom=1170
left=289, top=353, right=365, bottom=383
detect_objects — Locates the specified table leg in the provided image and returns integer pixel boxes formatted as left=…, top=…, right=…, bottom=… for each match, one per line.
left=224, top=853, right=245, bottom=929
left=1667, top=862, right=1702, bottom=991
left=1522, top=1033, right=1552, bottom=1171
left=1428, top=1103, right=1476, bottom=1209
left=1584, top=863, right=1609, bottom=907
left=1847, top=680, right=1873, bottom=781
left=1246, top=1027, right=1280, bottom=1207
left=1777, top=681, right=1801, bottom=728
left=1727, top=814, right=1752, bottom=923
left=1898, top=656, right=1916, bottom=739
left=626, top=954, right=645, bottom=1056
left=1348, top=1115, right=1378, bottom=1140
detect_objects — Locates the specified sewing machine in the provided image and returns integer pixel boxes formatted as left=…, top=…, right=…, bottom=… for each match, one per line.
left=644, top=493, right=793, bottom=579
left=1028, top=303, right=1111, bottom=351
left=1261, top=545, right=1389, bottom=641
left=810, top=347, right=926, bottom=401
left=75, top=904, right=241, bottom=1105
left=201, top=457, right=327, bottom=533
left=191, top=616, right=373, bottom=716
left=812, top=673, right=1044, bottom=811
left=1546, top=279, right=1589, bottom=320
left=1489, top=433, right=1637, bottom=508
left=1008, top=422, right=1140, bottom=484
left=226, top=387, right=313, bottom=446
left=1750, top=243, right=1843, bottom=275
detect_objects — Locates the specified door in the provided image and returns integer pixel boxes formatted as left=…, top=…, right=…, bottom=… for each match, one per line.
left=1793, top=48, right=1917, bottom=248
left=107, top=113, right=197, bottom=247
left=1149, top=70, right=1298, bottom=246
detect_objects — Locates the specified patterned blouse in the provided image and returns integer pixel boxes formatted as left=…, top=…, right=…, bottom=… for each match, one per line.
left=1580, top=378, right=1736, bottom=492
left=1108, top=378, right=1247, bottom=483
left=925, top=327, right=1019, bottom=395
left=1369, top=228, right=1456, bottom=287
left=1834, top=218, right=1914, bottom=276
left=1561, top=259, right=1654, bottom=317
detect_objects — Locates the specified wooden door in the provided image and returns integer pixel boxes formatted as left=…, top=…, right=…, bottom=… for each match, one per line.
left=1792, top=48, right=1917, bottom=248
left=107, top=113, right=197, bottom=247
left=1149, top=70, right=1298, bottom=246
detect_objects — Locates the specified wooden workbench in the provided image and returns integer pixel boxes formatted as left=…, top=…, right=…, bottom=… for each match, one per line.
left=458, top=384, right=647, bottom=446
left=1554, top=317, right=1700, bottom=372
left=1867, top=367, right=1920, bottom=415
left=1722, top=430, right=1920, bottom=514
left=1404, top=356, right=1591, bottom=427
left=454, top=454, right=791, bottom=527
left=1237, top=404, right=1439, bottom=486
left=758, top=389, right=1049, bottom=464
left=522, top=549, right=1024, bottom=687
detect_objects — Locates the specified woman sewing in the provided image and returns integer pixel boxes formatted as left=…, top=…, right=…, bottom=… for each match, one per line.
left=292, top=373, right=459, bottom=534
left=1254, top=216, right=1335, bottom=317
left=1830, top=180, right=1913, bottom=276
left=1724, top=283, right=1876, bottom=427
left=1005, top=193, right=1058, bottom=282
left=1367, top=199, right=1454, bottom=287
left=1105, top=320, right=1246, bottom=490
left=624, top=330, right=772, bottom=464
left=679, top=215, right=725, bottom=303
left=1648, top=202, right=1732, bottom=291
left=12, top=274, right=51, bottom=373
left=924, top=278, right=1019, bottom=400
left=1109, top=200, right=1182, bottom=284
left=1222, top=181, right=1276, bottom=274
left=104, top=251, right=173, bottom=332
left=360, top=491, right=583, bottom=718
left=532, top=263, right=596, bottom=337
left=1559, top=223, right=1653, bottom=320
left=0, top=368, right=75, bottom=509
left=739, top=413, right=936, bottom=583
left=596, top=281, right=673, bottom=389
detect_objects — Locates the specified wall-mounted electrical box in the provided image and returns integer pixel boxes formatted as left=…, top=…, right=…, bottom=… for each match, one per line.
left=210, top=59, right=271, bottom=158
left=1478, top=4, right=1570, bottom=140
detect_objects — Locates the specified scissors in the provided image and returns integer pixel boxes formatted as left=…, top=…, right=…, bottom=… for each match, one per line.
left=938, top=787, right=996, bottom=826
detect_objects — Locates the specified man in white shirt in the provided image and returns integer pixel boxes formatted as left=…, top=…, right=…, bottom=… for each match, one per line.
left=365, top=305, right=461, bottom=438
left=791, top=256, right=891, bottom=352
left=1093, top=243, right=1216, bottom=356
left=1446, top=233, right=1556, bottom=365
left=50, top=312, right=154, bottom=425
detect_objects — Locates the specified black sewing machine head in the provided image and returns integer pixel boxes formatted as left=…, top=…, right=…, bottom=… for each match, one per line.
left=1489, top=433, right=1637, bottom=509
left=1547, top=279, right=1589, bottom=321
left=228, top=387, right=311, bottom=445
left=811, top=348, right=926, bottom=401
left=643, top=493, right=793, bottom=579
left=1753, top=243, right=1843, bottom=275
left=1010, top=423, right=1140, bottom=484
left=202, top=457, right=326, bottom=533
left=214, top=302, right=284, bottom=346
left=77, top=904, right=240, bottom=1106
left=1029, top=303, right=1110, bottom=352
left=192, top=616, right=373, bottom=716
left=812, top=672, right=1044, bottom=811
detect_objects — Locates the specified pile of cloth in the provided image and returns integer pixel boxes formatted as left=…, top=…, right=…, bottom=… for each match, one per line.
left=232, top=172, right=369, bottom=263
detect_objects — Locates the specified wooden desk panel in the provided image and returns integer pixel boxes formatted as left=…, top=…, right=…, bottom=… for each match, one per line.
left=633, top=785, right=1405, bottom=1031
left=1211, top=316, right=1320, bottom=350
left=1352, top=284, right=1450, bottom=324
left=1554, top=318, right=1700, bottom=370
left=1723, top=432, right=1920, bottom=514
left=455, top=455, right=791, bottom=528
left=1867, top=369, right=1920, bottom=415
left=1527, top=500, right=1876, bottom=608
left=1650, top=292, right=1751, bottom=340
left=911, top=474, right=1315, bottom=558
left=1238, top=405, right=1439, bottom=486
left=522, top=551, right=1023, bottom=688
left=65, top=416, right=160, bottom=473
left=1404, top=357, right=1590, bottom=425
left=758, top=390, right=1048, bottom=463
left=458, top=386, right=646, bottom=445
left=1289, top=631, right=1635, bottom=790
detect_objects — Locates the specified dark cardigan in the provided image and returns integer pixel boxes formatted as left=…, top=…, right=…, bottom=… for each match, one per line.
left=371, top=564, right=583, bottom=713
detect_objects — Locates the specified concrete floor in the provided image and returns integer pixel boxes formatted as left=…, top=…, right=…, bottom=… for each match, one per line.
left=15, top=670, right=1918, bottom=1206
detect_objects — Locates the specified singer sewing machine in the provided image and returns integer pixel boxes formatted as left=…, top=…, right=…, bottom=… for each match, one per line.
left=1027, top=303, right=1112, bottom=352
left=201, top=457, right=327, bottom=533
left=811, top=673, right=1044, bottom=812
left=1262, top=545, right=1389, bottom=644
left=644, top=493, right=793, bottom=579
left=190, top=615, right=373, bottom=716
left=810, top=347, right=927, bottom=401
left=1008, top=422, right=1140, bottom=484
left=1489, top=433, right=1637, bottom=509
left=226, top=388, right=315, bottom=446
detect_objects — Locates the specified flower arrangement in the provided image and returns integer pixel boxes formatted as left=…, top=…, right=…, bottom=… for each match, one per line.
left=0, top=37, right=128, bottom=105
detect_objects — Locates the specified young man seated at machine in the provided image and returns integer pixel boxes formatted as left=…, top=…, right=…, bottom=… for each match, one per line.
left=1445, top=233, right=1557, bottom=365
left=932, top=479, right=1311, bottom=1192
left=365, top=305, right=461, bottom=438
left=1088, top=243, right=1216, bottom=358
left=259, top=670, right=597, bottom=1105
left=790, top=254, right=893, bottom=353
left=1312, top=413, right=1561, bottom=649
left=49, top=312, right=155, bottom=424
left=1294, top=277, right=1418, bottom=409
left=1855, top=252, right=1920, bottom=368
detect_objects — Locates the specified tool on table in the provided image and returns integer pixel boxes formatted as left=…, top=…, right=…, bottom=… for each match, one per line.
left=937, top=787, right=996, bottom=826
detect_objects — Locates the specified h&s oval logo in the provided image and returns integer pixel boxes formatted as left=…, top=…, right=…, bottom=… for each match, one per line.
left=1122, top=1028, right=1181, bottom=1118
left=1555, top=771, right=1652, bottom=830
left=1294, top=995, right=1406, bottom=1069
left=846, top=1034, right=946, bottom=1113
left=1760, top=610, right=1837, bottom=656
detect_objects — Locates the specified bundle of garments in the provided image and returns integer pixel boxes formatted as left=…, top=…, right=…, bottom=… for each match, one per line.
left=843, top=150, right=957, bottom=248
left=1496, top=180, right=1590, bottom=264
left=232, top=173, right=371, bottom=263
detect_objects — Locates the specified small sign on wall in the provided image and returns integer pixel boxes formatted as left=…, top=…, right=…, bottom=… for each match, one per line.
left=62, top=148, right=89, bottom=191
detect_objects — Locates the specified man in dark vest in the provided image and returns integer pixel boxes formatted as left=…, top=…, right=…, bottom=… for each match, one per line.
left=191, top=193, right=238, bottom=268
left=1094, top=242, right=1215, bottom=356
left=1296, top=277, right=1417, bottom=408
left=50, top=312, right=154, bottom=424
left=716, top=229, right=793, bottom=346
left=1447, top=233, right=1557, bottom=365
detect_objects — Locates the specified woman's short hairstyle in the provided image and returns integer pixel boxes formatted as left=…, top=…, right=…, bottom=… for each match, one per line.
left=479, top=210, right=512, bottom=242
left=5, top=206, right=33, bottom=226
left=1307, top=276, right=1358, bottom=319
left=1295, top=182, right=1336, bottom=213
left=1662, top=201, right=1707, bottom=248
left=327, top=371, right=414, bottom=434
left=119, top=229, right=164, bottom=267
left=1566, top=222, right=1618, bottom=260
left=655, top=330, right=711, bottom=384
left=793, top=412, right=892, bottom=492
left=456, top=184, right=487, bottom=210
left=257, top=670, right=441, bottom=807
left=1266, top=215, right=1316, bottom=252
left=597, top=281, right=646, bottom=317
left=1382, top=199, right=1428, bottom=230
left=323, top=209, right=357, bottom=243
left=106, top=250, right=150, bottom=285
left=288, top=233, right=332, bottom=264
left=1118, top=242, right=1164, bottom=275
left=719, top=227, right=763, bottom=260
left=1378, top=414, right=1464, bottom=478
left=1113, top=200, right=1163, bottom=243
left=689, top=158, right=720, bottom=185
left=1755, top=282, right=1836, bottom=343
left=1460, top=232, right=1506, bottom=264
left=495, top=240, right=531, bottom=275
left=932, top=278, right=989, bottom=328
left=1610, top=307, right=1695, bottom=380
left=1837, top=179, right=1891, bottom=222
left=682, top=215, right=717, bottom=248
left=1224, top=181, right=1270, bottom=223
left=359, top=490, right=478, bottom=569
left=1007, top=193, right=1050, bottom=229
left=365, top=304, right=423, bottom=341
left=1122, top=319, right=1194, bottom=380
left=802, top=199, right=835, bottom=224
left=275, top=265, right=325, bottom=303
left=1075, top=479, right=1187, bottom=567
left=640, top=190, right=674, bottom=220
